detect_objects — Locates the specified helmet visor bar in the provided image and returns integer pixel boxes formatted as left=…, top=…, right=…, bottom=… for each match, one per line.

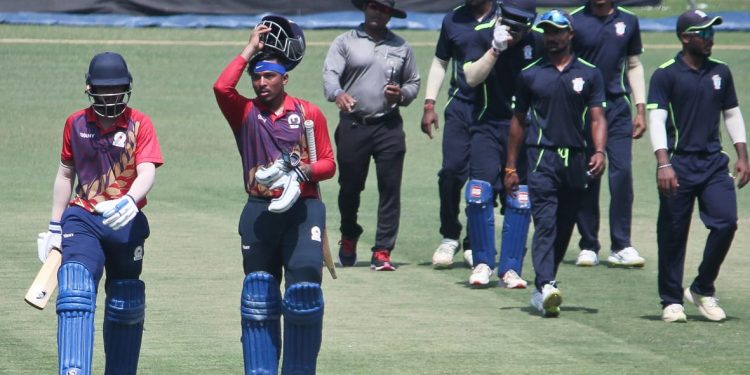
left=87, top=89, right=131, bottom=118
left=260, top=19, right=304, bottom=62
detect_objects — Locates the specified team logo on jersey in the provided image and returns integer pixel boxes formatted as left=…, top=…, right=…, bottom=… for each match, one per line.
left=523, top=45, right=533, bottom=60
left=311, top=226, right=322, bottom=242
left=572, top=77, right=585, bottom=93
left=113, top=131, right=127, bottom=148
left=615, top=22, right=627, bottom=36
left=712, top=74, right=722, bottom=90
left=257, top=114, right=267, bottom=123
left=288, top=114, right=301, bottom=129
left=133, top=246, right=143, bottom=261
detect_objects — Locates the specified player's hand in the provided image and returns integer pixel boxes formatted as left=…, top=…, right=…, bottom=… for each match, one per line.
left=632, top=110, right=647, bottom=139
left=250, top=24, right=271, bottom=51
left=37, top=221, right=61, bottom=263
left=503, top=168, right=520, bottom=195
left=256, top=159, right=289, bottom=186
left=656, top=165, right=679, bottom=196
left=420, top=106, right=439, bottom=139
left=384, top=84, right=402, bottom=106
left=588, top=152, right=606, bottom=177
left=492, top=23, right=512, bottom=52
left=734, top=158, right=749, bottom=188
left=95, top=195, right=138, bottom=231
left=335, top=91, right=357, bottom=113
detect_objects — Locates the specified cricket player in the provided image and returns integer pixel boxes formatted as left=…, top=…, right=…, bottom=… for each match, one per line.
left=505, top=10, right=607, bottom=317
left=648, top=10, right=748, bottom=323
left=213, top=16, right=335, bottom=373
left=571, top=0, right=647, bottom=267
left=39, top=51, right=164, bottom=375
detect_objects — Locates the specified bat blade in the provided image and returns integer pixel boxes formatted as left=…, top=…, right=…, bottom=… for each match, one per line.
left=24, top=248, right=62, bottom=310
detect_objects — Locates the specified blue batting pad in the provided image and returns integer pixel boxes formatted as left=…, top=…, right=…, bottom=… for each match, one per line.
left=57, top=262, right=97, bottom=375
left=104, top=279, right=145, bottom=375
left=499, top=185, right=531, bottom=276
left=281, top=282, right=324, bottom=375
left=241, top=272, right=282, bottom=375
left=465, top=179, right=496, bottom=268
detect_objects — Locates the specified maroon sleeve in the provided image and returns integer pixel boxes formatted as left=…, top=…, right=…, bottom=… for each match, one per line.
left=213, top=55, right=254, bottom=132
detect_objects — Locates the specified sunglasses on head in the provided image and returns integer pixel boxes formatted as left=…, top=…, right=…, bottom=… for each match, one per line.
left=684, top=27, right=714, bottom=39
left=539, top=10, right=571, bottom=28
left=366, top=1, right=393, bottom=14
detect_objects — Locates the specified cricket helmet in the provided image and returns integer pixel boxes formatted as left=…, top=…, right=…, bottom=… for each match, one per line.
left=258, top=15, right=305, bottom=71
left=85, top=52, right=132, bottom=118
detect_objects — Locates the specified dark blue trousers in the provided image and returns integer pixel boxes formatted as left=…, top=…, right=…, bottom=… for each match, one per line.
left=657, top=152, right=737, bottom=307
left=528, top=147, right=587, bottom=290
left=576, top=96, right=634, bottom=251
left=438, top=98, right=473, bottom=244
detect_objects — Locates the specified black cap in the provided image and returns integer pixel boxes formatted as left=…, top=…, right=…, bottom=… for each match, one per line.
left=676, top=9, right=723, bottom=35
left=501, top=0, right=537, bottom=21
left=352, top=0, right=407, bottom=19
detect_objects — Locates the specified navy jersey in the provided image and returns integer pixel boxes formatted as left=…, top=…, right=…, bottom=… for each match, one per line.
left=468, top=28, right=544, bottom=121
left=647, top=53, right=739, bottom=154
left=435, top=3, right=497, bottom=102
left=571, top=4, right=642, bottom=98
left=514, top=56, right=606, bottom=148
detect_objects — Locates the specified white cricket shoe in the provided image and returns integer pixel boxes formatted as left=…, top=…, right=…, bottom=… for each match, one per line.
left=576, top=249, right=599, bottom=267
left=684, top=288, right=726, bottom=322
left=432, top=239, right=459, bottom=269
left=530, top=283, right=562, bottom=317
left=469, top=263, right=492, bottom=287
left=662, top=304, right=687, bottom=323
left=607, top=247, right=645, bottom=267
left=463, top=249, right=474, bottom=268
left=500, top=269, right=527, bottom=289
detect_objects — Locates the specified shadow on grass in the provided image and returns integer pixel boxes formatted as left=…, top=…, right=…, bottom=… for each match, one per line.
left=560, top=259, right=646, bottom=270
left=639, top=314, right=739, bottom=322
left=499, top=305, right=600, bottom=316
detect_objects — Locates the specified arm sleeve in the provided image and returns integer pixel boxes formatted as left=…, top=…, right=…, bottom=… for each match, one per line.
left=424, top=57, right=448, bottom=101
left=464, top=50, right=497, bottom=88
left=213, top=55, right=253, bottom=132
left=323, top=36, right=347, bottom=102
left=398, top=45, right=421, bottom=106
left=134, top=116, right=164, bottom=167
left=305, top=104, right=336, bottom=182
left=724, top=106, right=747, bottom=144
left=627, top=55, right=646, bottom=105
left=649, top=108, right=669, bottom=151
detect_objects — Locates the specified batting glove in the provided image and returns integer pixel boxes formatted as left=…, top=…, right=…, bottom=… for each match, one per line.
left=268, top=171, right=301, bottom=213
left=37, top=221, right=61, bottom=263
left=256, top=159, right=290, bottom=186
left=492, top=23, right=512, bottom=52
left=95, top=195, right=139, bottom=231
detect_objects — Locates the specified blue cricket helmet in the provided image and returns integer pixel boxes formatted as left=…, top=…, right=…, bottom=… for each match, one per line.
left=85, top=52, right=132, bottom=118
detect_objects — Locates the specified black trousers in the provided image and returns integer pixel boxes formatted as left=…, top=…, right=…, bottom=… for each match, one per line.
left=335, top=112, right=405, bottom=252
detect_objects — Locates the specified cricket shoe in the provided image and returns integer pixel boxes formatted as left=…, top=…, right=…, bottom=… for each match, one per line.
left=338, top=236, right=358, bottom=267
left=530, top=283, right=562, bottom=317
left=684, top=288, right=726, bottom=322
left=662, top=304, right=687, bottom=323
left=500, top=269, right=527, bottom=289
left=607, top=247, right=645, bottom=268
left=432, top=239, right=459, bottom=269
left=469, top=263, right=493, bottom=287
left=463, top=249, right=474, bottom=268
left=370, top=249, right=396, bottom=271
left=575, top=249, right=599, bottom=267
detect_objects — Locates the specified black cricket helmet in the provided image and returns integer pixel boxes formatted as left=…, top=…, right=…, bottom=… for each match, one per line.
left=258, top=15, right=305, bottom=71
left=85, top=52, right=132, bottom=118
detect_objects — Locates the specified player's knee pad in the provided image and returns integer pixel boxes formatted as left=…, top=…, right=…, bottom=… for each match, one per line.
left=103, top=279, right=145, bottom=375
left=241, top=272, right=282, bottom=375
left=500, top=185, right=531, bottom=276
left=57, top=262, right=97, bottom=375
left=281, top=282, right=324, bottom=375
left=465, top=179, right=496, bottom=268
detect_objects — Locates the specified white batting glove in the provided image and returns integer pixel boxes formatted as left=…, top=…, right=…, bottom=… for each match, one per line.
left=94, top=195, right=138, bottom=230
left=492, top=23, right=512, bottom=52
left=268, top=171, right=302, bottom=213
left=37, top=221, right=61, bottom=263
left=256, top=159, right=290, bottom=186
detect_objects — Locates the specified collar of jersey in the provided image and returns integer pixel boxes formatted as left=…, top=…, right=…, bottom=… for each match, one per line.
left=85, top=107, right=130, bottom=134
left=253, top=93, right=295, bottom=121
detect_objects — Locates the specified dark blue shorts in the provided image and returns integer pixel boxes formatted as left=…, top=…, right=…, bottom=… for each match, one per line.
left=60, top=205, right=149, bottom=285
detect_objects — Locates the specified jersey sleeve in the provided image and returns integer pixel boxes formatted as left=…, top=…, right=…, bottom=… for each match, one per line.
left=513, top=72, right=531, bottom=114
left=60, top=116, right=74, bottom=161
left=722, top=67, right=739, bottom=110
left=213, top=55, right=253, bottom=133
left=588, top=68, right=606, bottom=108
left=435, top=16, right=453, bottom=61
left=627, top=16, right=644, bottom=56
left=304, top=103, right=336, bottom=182
left=647, top=67, right=670, bottom=110
left=134, top=116, right=164, bottom=168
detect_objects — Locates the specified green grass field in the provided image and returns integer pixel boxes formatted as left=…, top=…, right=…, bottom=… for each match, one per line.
left=2, top=6, right=750, bottom=374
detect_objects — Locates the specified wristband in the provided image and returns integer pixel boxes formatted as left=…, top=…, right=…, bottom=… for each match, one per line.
left=594, top=150, right=606, bottom=156
left=504, top=167, right=517, bottom=175
left=423, top=102, right=435, bottom=111
left=657, top=163, right=672, bottom=170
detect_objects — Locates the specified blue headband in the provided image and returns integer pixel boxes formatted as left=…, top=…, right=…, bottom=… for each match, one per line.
left=253, top=61, right=287, bottom=75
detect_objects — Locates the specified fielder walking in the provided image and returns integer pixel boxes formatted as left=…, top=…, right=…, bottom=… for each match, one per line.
left=323, top=0, right=420, bottom=271
left=214, top=16, right=336, bottom=372
left=648, top=10, right=748, bottom=323
left=40, top=51, right=164, bottom=375
left=504, top=10, right=607, bottom=317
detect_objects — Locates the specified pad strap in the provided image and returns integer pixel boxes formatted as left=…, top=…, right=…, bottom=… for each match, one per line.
left=281, top=282, right=324, bottom=374
left=57, top=262, right=97, bottom=375
left=241, top=272, right=282, bottom=375
left=104, top=279, right=146, bottom=375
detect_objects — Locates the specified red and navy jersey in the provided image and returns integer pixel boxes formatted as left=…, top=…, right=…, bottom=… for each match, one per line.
left=571, top=4, right=643, bottom=99
left=61, top=107, right=163, bottom=212
left=647, top=53, right=739, bottom=154
left=214, top=55, right=336, bottom=198
left=514, top=56, right=606, bottom=148
left=435, top=2, right=498, bottom=103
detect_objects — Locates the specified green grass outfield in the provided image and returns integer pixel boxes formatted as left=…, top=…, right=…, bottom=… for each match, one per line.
left=2, top=22, right=750, bottom=374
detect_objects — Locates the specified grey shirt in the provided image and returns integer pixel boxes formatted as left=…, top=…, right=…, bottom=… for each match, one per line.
left=323, top=24, right=421, bottom=119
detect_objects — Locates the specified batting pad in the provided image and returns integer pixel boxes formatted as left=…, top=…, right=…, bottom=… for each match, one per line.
left=499, top=185, right=531, bottom=276
left=241, top=272, right=282, bottom=375
left=57, top=262, right=97, bottom=375
left=104, top=279, right=145, bottom=375
left=465, top=179, right=496, bottom=269
left=281, top=282, right=324, bottom=375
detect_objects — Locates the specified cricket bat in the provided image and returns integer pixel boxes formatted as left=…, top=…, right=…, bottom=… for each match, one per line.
left=304, top=119, right=338, bottom=279
left=25, top=247, right=62, bottom=309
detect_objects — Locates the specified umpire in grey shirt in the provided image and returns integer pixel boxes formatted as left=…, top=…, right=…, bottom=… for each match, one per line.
left=323, top=0, right=420, bottom=271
